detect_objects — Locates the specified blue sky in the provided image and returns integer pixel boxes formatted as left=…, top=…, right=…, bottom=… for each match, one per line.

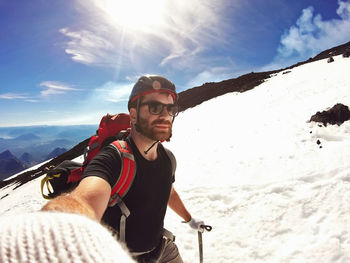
left=1, top=0, right=349, bottom=127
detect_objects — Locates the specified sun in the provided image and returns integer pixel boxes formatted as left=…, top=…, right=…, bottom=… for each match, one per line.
left=98, top=0, right=166, bottom=31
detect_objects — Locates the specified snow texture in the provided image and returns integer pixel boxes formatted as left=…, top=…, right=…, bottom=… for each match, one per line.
left=1, top=55, right=350, bottom=262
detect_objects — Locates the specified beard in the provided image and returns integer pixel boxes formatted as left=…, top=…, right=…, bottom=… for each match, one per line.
left=136, top=116, right=173, bottom=141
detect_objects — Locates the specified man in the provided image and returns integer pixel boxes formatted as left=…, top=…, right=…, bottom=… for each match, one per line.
left=42, top=75, right=205, bottom=263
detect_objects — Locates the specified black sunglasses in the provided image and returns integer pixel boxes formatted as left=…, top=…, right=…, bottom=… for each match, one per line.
left=140, top=101, right=179, bottom=116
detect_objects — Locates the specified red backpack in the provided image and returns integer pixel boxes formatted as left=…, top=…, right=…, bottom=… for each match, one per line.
left=41, top=113, right=132, bottom=199
left=41, top=113, right=176, bottom=242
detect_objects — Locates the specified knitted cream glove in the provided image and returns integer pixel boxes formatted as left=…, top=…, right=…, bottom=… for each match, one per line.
left=0, top=212, right=134, bottom=263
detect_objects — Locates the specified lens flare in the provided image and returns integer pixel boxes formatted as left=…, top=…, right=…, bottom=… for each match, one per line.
left=97, top=0, right=166, bottom=31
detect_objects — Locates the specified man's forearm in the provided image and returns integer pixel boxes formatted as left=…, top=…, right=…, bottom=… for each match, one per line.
left=168, top=188, right=191, bottom=222
left=41, top=195, right=97, bottom=220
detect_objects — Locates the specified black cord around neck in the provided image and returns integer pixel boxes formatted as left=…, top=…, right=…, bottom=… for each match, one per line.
left=144, top=140, right=159, bottom=154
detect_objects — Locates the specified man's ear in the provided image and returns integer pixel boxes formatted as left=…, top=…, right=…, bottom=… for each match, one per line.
left=129, top=108, right=137, bottom=124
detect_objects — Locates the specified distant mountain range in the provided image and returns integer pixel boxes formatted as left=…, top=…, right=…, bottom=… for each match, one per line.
left=19, top=152, right=37, bottom=166
left=46, top=148, right=67, bottom=160
left=0, top=125, right=96, bottom=179
left=0, top=147, right=69, bottom=180
left=0, top=150, right=27, bottom=180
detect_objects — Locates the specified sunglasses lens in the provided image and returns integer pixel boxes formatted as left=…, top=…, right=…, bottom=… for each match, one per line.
left=148, top=102, right=163, bottom=115
left=167, top=105, right=179, bottom=116
left=145, top=101, right=179, bottom=116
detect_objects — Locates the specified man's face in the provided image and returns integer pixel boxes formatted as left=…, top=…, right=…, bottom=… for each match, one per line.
left=136, top=92, right=175, bottom=141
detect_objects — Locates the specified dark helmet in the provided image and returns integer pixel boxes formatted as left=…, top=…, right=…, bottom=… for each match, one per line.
left=128, top=75, right=177, bottom=110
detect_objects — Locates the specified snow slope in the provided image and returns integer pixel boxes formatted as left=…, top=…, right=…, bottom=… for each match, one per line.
left=1, top=55, right=350, bottom=262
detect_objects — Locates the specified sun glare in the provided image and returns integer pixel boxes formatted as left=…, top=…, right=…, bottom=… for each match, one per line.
left=100, top=0, right=166, bottom=31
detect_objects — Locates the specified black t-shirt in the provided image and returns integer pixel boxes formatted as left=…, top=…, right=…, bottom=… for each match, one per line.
left=83, top=137, right=175, bottom=252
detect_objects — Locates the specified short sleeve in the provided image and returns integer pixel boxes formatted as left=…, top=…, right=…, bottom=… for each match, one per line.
left=83, top=145, right=122, bottom=187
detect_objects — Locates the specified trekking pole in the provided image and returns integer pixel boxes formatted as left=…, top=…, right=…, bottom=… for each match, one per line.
left=198, top=225, right=212, bottom=263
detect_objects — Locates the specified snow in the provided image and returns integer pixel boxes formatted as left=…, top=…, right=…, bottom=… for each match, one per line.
left=1, top=55, right=350, bottom=262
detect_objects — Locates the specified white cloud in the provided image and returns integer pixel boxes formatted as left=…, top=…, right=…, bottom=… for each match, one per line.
left=186, top=67, right=235, bottom=89
left=269, top=0, right=350, bottom=69
left=60, top=0, right=229, bottom=71
left=0, top=93, right=28, bottom=100
left=60, top=28, right=116, bottom=66
left=0, top=93, right=38, bottom=103
left=24, top=99, right=39, bottom=103
left=92, top=82, right=132, bottom=103
left=40, top=81, right=81, bottom=97
left=338, top=0, right=350, bottom=19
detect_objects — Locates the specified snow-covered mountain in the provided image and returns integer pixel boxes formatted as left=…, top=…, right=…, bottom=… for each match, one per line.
left=1, top=54, right=350, bottom=262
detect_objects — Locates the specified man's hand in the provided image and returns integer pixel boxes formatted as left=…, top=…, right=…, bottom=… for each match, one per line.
left=186, top=218, right=205, bottom=232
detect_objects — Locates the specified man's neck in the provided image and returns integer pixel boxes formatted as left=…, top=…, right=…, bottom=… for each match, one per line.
left=131, top=130, right=159, bottom=161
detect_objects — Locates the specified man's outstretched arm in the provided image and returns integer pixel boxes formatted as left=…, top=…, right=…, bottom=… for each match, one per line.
left=42, top=176, right=111, bottom=221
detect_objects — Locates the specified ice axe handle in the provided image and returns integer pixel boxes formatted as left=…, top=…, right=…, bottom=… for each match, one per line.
left=200, top=225, right=212, bottom=232
left=198, top=225, right=212, bottom=263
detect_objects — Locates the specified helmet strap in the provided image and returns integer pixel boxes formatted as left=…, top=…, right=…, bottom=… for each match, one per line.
left=135, top=97, right=142, bottom=134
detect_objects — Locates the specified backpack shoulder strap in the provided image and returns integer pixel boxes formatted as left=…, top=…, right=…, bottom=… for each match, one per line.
left=108, top=140, right=136, bottom=205
left=163, top=147, right=177, bottom=177
left=107, top=140, right=136, bottom=243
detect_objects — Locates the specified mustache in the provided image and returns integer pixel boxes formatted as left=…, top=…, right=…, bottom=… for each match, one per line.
left=151, top=119, right=172, bottom=126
